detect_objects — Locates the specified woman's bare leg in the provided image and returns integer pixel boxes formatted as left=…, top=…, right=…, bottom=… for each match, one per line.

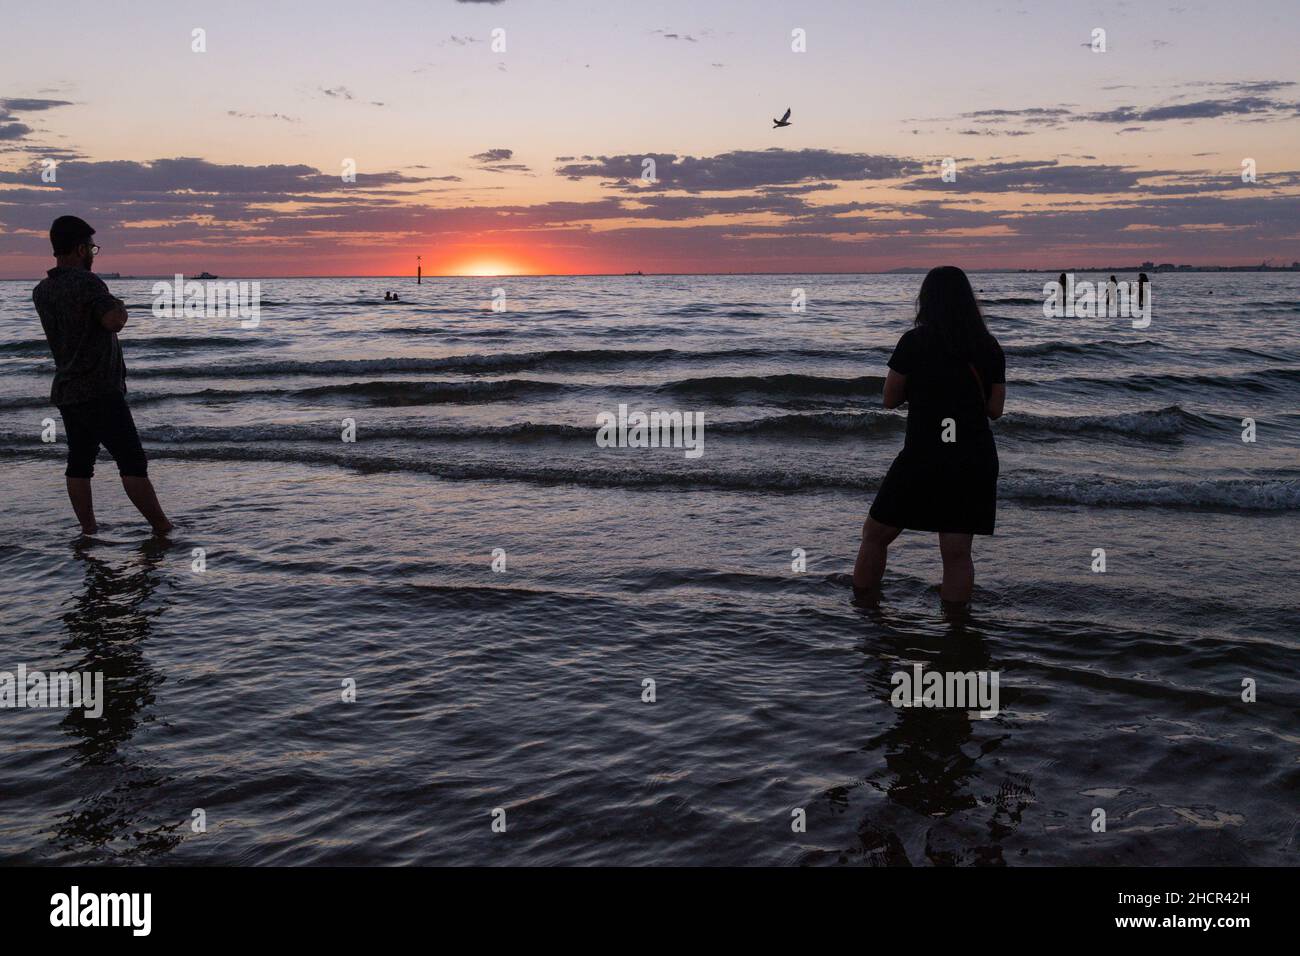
left=938, top=532, right=974, bottom=603
left=853, top=517, right=901, bottom=590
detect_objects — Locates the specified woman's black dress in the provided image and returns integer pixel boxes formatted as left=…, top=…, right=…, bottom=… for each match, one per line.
left=868, top=327, right=1004, bottom=535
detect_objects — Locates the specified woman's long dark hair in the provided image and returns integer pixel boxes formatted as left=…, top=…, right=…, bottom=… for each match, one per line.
left=913, top=266, right=992, bottom=361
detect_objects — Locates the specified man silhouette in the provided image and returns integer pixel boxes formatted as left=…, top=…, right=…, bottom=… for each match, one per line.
left=32, top=216, right=172, bottom=535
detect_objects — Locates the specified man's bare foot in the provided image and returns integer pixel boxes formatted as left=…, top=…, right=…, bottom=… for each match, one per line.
left=151, top=520, right=174, bottom=536
left=79, top=523, right=98, bottom=536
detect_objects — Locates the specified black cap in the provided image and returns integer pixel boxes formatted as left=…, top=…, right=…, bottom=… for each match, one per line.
left=50, top=215, right=95, bottom=255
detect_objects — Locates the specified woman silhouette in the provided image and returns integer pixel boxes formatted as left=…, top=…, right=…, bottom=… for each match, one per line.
left=853, top=266, right=1006, bottom=607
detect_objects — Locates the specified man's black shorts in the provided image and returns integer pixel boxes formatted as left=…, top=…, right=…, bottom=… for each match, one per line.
left=57, top=391, right=148, bottom=479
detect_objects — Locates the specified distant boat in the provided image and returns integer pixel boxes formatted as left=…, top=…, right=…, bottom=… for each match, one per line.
left=623, top=270, right=644, bottom=276
left=194, top=271, right=219, bottom=280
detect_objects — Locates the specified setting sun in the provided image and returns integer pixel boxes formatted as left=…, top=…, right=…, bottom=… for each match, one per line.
left=453, top=259, right=526, bottom=277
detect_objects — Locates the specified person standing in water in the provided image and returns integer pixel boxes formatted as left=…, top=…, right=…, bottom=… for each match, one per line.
left=32, top=216, right=172, bottom=536
left=852, top=266, right=1005, bottom=607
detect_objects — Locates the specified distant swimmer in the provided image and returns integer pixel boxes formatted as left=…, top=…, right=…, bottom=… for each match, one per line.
left=1107, top=274, right=1118, bottom=307
left=32, top=216, right=173, bottom=537
left=392, top=293, right=400, bottom=302
left=772, top=107, right=792, bottom=128
left=384, top=292, right=392, bottom=300
left=1137, top=272, right=1149, bottom=308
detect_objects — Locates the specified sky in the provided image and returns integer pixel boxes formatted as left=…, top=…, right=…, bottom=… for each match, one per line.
left=1, top=0, right=1298, bottom=277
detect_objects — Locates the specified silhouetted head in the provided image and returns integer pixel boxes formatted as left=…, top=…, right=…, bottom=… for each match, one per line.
left=50, top=215, right=97, bottom=268
left=914, top=266, right=991, bottom=359
left=1138, top=272, right=1149, bottom=282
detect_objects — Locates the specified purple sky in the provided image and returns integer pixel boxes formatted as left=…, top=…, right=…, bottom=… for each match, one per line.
left=1, top=0, right=1297, bottom=276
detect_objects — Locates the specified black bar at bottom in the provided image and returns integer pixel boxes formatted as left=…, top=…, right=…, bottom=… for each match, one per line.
left=1, top=866, right=1279, bottom=940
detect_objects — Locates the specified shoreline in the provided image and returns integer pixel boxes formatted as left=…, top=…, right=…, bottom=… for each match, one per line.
left=2, top=266, right=1298, bottom=282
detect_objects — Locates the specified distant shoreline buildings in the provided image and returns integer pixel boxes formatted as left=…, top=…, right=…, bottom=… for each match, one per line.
left=1017, top=261, right=1300, bottom=274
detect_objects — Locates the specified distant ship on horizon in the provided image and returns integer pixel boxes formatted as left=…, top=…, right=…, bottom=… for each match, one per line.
left=194, top=271, right=219, bottom=280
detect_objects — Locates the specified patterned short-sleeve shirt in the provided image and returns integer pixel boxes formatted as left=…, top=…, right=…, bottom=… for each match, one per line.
left=32, top=266, right=126, bottom=407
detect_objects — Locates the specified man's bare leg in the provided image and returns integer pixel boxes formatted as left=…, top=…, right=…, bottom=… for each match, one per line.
left=853, top=517, right=902, bottom=592
left=66, top=477, right=97, bottom=534
left=121, top=475, right=173, bottom=535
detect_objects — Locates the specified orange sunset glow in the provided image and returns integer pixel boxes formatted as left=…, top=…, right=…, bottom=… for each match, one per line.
left=449, top=257, right=532, bottom=277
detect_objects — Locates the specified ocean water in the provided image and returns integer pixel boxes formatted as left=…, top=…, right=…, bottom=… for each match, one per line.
left=0, top=272, right=1297, bottom=866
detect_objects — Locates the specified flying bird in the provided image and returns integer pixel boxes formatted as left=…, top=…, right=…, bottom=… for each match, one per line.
left=772, top=108, right=791, bottom=128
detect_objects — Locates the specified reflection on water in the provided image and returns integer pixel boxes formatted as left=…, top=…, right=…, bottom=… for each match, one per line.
left=835, top=608, right=1035, bottom=865
left=1, top=271, right=1298, bottom=866
left=50, top=539, right=183, bottom=860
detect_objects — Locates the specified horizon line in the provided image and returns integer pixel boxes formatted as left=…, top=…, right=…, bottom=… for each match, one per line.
left=4, top=266, right=1297, bottom=282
